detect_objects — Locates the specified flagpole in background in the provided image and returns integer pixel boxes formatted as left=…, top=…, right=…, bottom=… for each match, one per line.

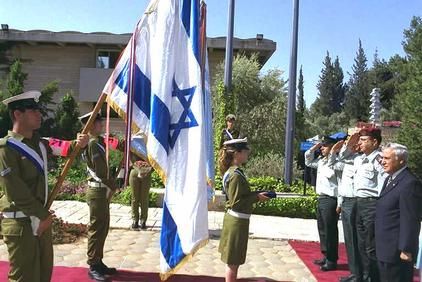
left=123, top=31, right=137, bottom=188
left=224, top=0, right=235, bottom=92
left=284, top=0, right=300, bottom=185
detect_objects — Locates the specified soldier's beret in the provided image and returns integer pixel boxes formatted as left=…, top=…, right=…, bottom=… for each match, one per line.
left=359, top=127, right=382, bottom=142
left=320, top=136, right=336, bottom=146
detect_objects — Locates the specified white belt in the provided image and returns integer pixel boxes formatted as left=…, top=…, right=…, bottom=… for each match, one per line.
left=1, top=211, right=28, bottom=219
left=227, top=209, right=251, bottom=219
left=88, top=181, right=108, bottom=188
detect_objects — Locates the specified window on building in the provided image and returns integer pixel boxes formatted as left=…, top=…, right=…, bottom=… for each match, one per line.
left=96, top=50, right=121, bottom=69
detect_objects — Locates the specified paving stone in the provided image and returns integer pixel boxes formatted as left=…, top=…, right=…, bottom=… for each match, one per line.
left=0, top=201, right=322, bottom=282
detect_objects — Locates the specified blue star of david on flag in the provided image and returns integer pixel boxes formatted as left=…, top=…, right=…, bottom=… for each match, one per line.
left=169, top=79, right=198, bottom=148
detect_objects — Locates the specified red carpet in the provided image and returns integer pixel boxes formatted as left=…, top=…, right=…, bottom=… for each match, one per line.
left=289, top=240, right=420, bottom=282
left=289, top=240, right=349, bottom=282
left=0, top=261, right=277, bottom=282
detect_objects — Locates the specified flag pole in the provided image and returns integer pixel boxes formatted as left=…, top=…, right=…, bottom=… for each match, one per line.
left=123, top=29, right=138, bottom=189
left=199, top=1, right=207, bottom=90
left=283, top=0, right=300, bottom=185
left=223, top=0, right=235, bottom=92
left=47, top=93, right=107, bottom=208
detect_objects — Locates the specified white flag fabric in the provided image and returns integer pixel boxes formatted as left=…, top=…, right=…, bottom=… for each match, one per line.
left=103, top=0, right=209, bottom=279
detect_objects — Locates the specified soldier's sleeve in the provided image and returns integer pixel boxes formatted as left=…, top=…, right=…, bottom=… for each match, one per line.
left=304, top=149, right=319, bottom=169
left=227, top=173, right=258, bottom=211
left=0, top=146, right=49, bottom=220
left=89, top=141, right=117, bottom=190
left=328, top=153, right=345, bottom=171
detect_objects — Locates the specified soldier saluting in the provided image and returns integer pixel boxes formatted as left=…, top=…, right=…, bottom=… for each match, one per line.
left=0, top=90, right=89, bottom=282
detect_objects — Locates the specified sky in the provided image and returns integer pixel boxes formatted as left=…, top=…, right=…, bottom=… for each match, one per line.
left=1, top=0, right=421, bottom=105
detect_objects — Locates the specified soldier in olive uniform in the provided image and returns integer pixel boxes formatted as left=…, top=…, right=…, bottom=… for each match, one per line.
left=0, top=91, right=88, bottom=282
left=218, top=138, right=269, bottom=282
left=79, top=112, right=122, bottom=281
left=129, top=152, right=152, bottom=230
left=219, top=114, right=240, bottom=148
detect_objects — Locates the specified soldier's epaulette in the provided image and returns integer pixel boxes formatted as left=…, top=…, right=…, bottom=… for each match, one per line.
left=0, top=137, right=7, bottom=147
left=232, top=168, right=246, bottom=179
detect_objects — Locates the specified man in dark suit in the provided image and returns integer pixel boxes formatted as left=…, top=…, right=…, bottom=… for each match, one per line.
left=375, top=143, right=422, bottom=282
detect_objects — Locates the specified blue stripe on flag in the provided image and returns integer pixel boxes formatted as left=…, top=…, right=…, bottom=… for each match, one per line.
left=160, top=202, right=185, bottom=268
left=115, top=61, right=151, bottom=118
left=181, top=0, right=200, bottom=62
left=150, top=95, right=171, bottom=154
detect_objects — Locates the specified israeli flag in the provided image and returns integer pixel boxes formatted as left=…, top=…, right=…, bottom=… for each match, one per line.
left=103, top=0, right=209, bottom=279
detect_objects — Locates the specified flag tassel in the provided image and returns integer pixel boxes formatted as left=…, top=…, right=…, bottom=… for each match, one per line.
left=159, top=238, right=209, bottom=281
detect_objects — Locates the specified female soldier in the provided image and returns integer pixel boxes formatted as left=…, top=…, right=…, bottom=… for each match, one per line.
left=218, top=138, right=269, bottom=282
left=129, top=152, right=152, bottom=230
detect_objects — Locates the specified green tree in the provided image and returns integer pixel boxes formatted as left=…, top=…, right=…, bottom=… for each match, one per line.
left=52, top=93, right=81, bottom=140
left=297, top=66, right=306, bottom=117
left=343, top=39, right=371, bottom=121
left=7, top=59, right=27, bottom=96
left=306, top=111, right=350, bottom=137
left=212, top=53, right=288, bottom=162
left=397, top=16, right=422, bottom=178
left=311, top=52, right=345, bottom=116
left=296, top=66, right=306, bottom=142
left=368, top=52, right=396, bottom=111
left=379, top=55, right=409, bottom=121
left=38, top=80, right=59, bottom=136
left=0, top=60, right=28, bottom=136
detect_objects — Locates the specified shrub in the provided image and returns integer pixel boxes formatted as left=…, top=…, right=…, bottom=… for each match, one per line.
left=151, top=171, right=164, bottom=188
left=111, top=188, right=159, bottom=208
left=215, top=174, right=315, bottom=195
left=253, top=195, right=318, bottom=219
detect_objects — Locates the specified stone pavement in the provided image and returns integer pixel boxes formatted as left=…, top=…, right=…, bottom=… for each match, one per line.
left=0, top=201, right=346, bottom=281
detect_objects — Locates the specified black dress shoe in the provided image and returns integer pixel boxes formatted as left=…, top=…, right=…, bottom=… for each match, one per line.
left=130, top=221, right=139, bottom=230
left=320, top=261, right=337, bottom=271
left=313, top=257, right=326, bottom=266
left=140, top=220, right=147, bottom=230
left=99, top=261, right=117, bottom=275
left=88, top=268, right=107, bottom=281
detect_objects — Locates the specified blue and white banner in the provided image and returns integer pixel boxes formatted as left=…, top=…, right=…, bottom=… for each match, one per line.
left=103, top=0, right=209, bottom=279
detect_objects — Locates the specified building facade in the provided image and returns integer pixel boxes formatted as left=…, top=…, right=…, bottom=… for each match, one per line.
left=0, top=29, right=276, bottom=130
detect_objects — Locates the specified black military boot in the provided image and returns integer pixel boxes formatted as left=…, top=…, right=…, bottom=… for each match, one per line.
left=99, top=260, right=117, bottom=275
left=130, top=220, right=139, bottom=230
left=139, top=220, right=147, bottom=230
left=88, top=264, right=106, bottom=281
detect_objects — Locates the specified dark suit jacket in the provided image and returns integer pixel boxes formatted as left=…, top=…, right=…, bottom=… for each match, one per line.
left=375, top=168, right=422, bottom=263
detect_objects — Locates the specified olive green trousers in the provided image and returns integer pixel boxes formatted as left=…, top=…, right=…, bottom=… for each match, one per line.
left=1, top=217, right=53, bottom=282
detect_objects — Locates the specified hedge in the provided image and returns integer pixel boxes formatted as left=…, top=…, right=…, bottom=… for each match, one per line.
left=253, top=196, right=318, bottom=219
left=52, top=163, right=318, bottom=219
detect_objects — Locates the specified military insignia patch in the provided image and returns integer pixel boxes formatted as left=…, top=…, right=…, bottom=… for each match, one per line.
left=0, top=167, right=11, bottom=176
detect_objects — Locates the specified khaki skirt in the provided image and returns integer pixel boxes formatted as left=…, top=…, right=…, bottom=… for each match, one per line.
left=218, top=213, right=250, bottom=265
